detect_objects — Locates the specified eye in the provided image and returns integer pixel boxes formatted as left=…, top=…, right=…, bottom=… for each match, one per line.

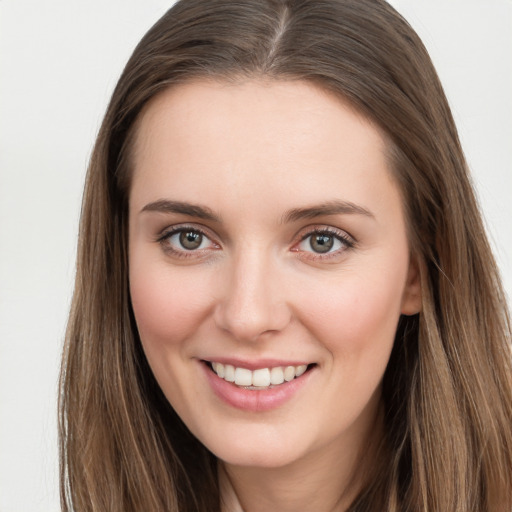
left=158, top=226, right=218, bottom=255
left=296, top=228, right=354, bottom=257
left=301, top=233, right=339, bottom=253
left=173, top=230, right=207, bottom=250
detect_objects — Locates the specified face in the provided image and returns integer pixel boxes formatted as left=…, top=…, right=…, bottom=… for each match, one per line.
left=128, top=80, right=420, bottom=471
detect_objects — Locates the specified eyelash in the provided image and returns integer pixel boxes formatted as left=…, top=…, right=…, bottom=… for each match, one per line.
left=156, top=225, right=355, bottom=261
left=294, top=227, right=355, bottom=261
left=156, top=225, right=218, bottom=259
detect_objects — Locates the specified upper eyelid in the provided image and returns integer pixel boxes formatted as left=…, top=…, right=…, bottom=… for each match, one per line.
left=300, top=227, right=348, bottom=238
left=295, top=224, right=356, bottom=243
left=157, top=223, right=216, bottom=240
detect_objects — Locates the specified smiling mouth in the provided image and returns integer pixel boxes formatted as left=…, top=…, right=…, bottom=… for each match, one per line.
left=205, top=361, right=315, bottom=389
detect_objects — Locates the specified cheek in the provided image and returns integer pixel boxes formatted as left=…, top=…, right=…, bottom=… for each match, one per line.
left=129, top=260, right=214, bottom=347
left=298, top=262, right=407, bottom=361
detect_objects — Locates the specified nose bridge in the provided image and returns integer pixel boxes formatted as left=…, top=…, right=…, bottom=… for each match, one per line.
left=214, top=244, right=290, bottom=342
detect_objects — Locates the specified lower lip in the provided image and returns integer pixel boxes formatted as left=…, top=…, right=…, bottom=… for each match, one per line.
left=202, top=362, right=314, bottom=412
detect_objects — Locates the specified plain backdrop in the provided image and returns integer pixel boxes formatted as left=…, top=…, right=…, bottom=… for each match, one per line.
left=0, top=1, right=510, bottom=510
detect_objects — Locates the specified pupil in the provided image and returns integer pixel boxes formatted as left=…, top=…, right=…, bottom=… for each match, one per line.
left=179, top=231, right=202, bottom=250
left=310, top=234, right=333, bottom=253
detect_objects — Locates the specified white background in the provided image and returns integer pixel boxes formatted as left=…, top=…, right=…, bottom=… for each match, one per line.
left=0, top=1, right=510, bottom=510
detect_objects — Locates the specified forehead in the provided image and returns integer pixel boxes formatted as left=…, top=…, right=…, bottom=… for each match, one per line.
left=129, top=79, right=400, bottom=224
left=133, top=78, right=385, bottom=162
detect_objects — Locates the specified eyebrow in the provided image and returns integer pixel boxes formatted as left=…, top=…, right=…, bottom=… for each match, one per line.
left=141, top=199, right=220, bottom=222
left=282, top=200, right=375, bottom=223
left=140, top=198, right=374, bottom=223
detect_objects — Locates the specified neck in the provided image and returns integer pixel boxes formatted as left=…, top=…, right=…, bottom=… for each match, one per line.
left=219, top=404, right=384, bottom=512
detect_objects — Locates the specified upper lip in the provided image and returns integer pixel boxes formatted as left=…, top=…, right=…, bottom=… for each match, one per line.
left=201, top=357, right=313, bottom=371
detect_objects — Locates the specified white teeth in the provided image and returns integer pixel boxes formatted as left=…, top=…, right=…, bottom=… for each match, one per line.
left=270, top=366, right=284, bottom=385
left=234, top=367, right=252, bottom=386
left=295, top=364, right=307, bottom=377
left=224, top=364, right=235, bottom=382
left=252, top=368, right=270, bottom=387
left=216, top=362, right=225, bottom=378
left=284, top=365, right=295, bottom=381
left=210, top=362, right=309, bottom=388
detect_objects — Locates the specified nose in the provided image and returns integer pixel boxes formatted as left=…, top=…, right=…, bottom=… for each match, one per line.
left=213, top=249, right=292, bottom=343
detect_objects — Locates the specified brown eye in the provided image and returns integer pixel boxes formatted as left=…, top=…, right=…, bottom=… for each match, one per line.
left=179, top=230, right=203, bottom=250
left=309, top=234, right=334, bottom=253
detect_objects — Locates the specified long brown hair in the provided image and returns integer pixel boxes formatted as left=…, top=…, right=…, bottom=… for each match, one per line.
left=59, top=0, right=512, bottom=510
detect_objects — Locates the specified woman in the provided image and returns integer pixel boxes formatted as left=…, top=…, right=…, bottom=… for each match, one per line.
left=59, top=0, right=512, bottom=510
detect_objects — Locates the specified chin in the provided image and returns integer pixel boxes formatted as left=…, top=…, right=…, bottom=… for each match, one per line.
left=195, top=422, right=314, bottom=469
left=216, top=446, right=304, bottom=469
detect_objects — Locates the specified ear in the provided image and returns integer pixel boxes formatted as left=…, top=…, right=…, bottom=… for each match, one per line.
left=401, top=254, right=422, bottom=315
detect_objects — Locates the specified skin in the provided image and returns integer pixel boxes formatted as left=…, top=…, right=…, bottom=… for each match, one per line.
left=128, top=79, right=421, bottom=512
